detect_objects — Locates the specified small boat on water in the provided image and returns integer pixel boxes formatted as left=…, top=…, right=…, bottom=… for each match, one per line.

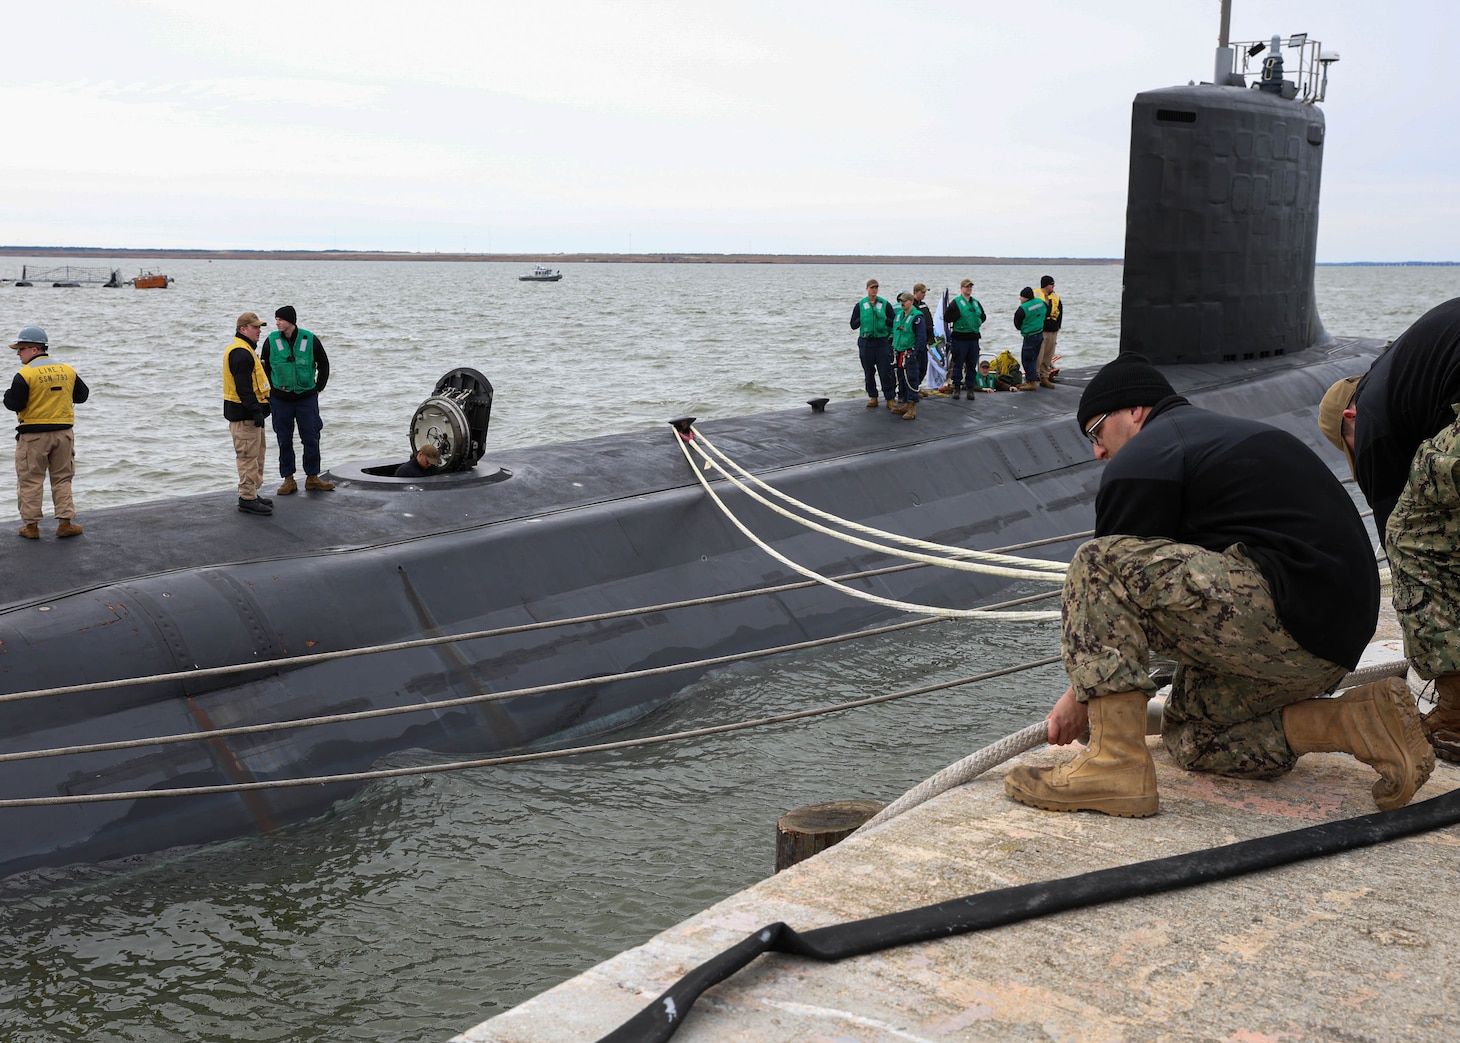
left=518, top=264, right=562, bottom=282
left=131, top=269, right=174, bottom=289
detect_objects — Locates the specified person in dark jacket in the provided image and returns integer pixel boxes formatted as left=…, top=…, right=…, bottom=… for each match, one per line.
left=262, top=304, right=334, bottom=495
left=1036, top=274, right=1062, bottom=387
left=1318, top=296, right=1460, bottom=761
left=910, top=282, right=935, bottom=396
left=223, top=312, right=273, bottom=516
left=943, top=279, right=986, bottom=398
left=889, top=292, right=927, bottom=420
left=5, top=325, right=89, bottom=538
left=1006, top=353, right=1431, bottom=818
left=1013, top=287, right=1047, bottom=391
left=850, top=278, right=897, bottom=409
left=394, top=442, right=441, bottom=478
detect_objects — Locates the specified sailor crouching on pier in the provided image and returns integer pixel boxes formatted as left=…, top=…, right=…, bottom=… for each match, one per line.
left=1005, top=353, right=1433, bottom=818
left=1320, top=296, right=1460, bottom=763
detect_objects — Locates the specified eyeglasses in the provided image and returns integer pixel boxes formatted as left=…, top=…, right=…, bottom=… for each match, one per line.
left=1084, top=412, right=1111, bottom=445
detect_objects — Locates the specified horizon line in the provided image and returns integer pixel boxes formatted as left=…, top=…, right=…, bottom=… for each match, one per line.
left=0, top=247, right=1454, bottom=266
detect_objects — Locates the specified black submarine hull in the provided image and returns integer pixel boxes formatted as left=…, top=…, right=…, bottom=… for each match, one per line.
left=0, top=339, right=1381, bottom=880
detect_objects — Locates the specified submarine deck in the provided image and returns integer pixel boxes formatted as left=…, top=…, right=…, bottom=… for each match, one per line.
left=0, top=336, right=1382, bottom=611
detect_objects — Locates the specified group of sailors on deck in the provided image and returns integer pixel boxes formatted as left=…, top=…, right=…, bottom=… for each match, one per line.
left=851, top=276, right=1064, bottom=421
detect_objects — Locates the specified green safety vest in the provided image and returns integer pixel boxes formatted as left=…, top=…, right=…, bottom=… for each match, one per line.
left=858, top=297, right=891, bottom=339
left=952, top=295, right=985, bottom=334
left=264, top=328, right=318, bottom=393
left=893, top=308, right=920, bottom=355
left=1018, top=298, right=1048, bottom=336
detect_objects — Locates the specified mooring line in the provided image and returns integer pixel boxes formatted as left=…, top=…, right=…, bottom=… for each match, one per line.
left=0, top=653, right=1068, bottom=807
left=0, top=589, right=1066, bottom=767
left=673, top=434, right=1062, bottom=621
left=687, top=426, right=1068, bottom=575
left=0, top=527, right=1088, bottom=708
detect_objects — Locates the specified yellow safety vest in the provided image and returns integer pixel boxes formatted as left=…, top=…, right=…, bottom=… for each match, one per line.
left=15, top=358, right=79, bottom=426
left=222, top=337, right=271, bottom=406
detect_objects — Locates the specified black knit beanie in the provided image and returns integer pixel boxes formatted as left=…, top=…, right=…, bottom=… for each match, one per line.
left=275, top=304, right=298, bottom=325
left=1076, top=353, right=1178, bottom=434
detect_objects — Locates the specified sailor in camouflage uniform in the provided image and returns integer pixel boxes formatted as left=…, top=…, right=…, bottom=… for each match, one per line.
left=1320, top=296, right=1460, bottom=762
left=1005, top=353, right=1432, bottom=818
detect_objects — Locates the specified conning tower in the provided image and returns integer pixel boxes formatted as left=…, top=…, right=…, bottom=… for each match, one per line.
left=1120, top=15, right=1340, bottom=364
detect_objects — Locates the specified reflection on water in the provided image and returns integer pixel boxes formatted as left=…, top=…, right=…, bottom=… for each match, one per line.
left=0, top=262, right=1452, bottom=1041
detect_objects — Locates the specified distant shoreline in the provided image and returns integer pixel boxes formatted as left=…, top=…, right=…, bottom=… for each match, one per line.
left=0, top=247, right=1452, bottom=266
left=0, top=246, right=1120, bottom=265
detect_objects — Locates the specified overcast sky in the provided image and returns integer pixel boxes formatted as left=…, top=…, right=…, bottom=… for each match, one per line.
left=2, top=1, right=1452, bottom=261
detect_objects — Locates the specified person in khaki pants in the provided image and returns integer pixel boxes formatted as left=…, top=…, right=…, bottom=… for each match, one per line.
left=223, top=312, right=274, bottom=517
left=1036, top=274, right=1062, bottom=387
left=4, top=325, right=89, bottom=539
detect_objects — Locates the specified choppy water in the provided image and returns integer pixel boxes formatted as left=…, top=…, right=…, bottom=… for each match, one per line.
left=0, top=261, right=1456, bottom=1043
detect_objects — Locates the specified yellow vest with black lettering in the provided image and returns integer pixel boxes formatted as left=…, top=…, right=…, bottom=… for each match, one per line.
left=222, top=337, right=271, bottom=406
left=16, top=358, right=79, bottom=427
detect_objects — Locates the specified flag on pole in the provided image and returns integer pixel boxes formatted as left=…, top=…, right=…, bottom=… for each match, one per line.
left=925, top=288, right=950, bottom=391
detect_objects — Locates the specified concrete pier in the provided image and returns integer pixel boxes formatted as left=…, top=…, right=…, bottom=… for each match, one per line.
left=457, top=638, right=1460, bottom=1042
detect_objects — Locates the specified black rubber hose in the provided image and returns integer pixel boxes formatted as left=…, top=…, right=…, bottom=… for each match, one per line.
left=598, top=787, right=1460, bottom=1042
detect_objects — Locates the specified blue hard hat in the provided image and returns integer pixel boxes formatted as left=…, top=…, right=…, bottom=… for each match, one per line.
left=10, top=325, right=47, bottom=349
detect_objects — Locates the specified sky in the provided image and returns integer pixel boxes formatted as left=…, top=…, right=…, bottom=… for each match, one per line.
left=1, top=0, right=1454, bottom=261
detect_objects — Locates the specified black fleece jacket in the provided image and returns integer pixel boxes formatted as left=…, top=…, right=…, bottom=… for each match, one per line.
left=1095, top=396, right=1378, bottom=669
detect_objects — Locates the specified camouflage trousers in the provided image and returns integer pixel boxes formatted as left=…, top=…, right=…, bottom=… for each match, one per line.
left=1386, top=408, right=1460, bottom=679
left=1063, top=535, right=1349, bottom=779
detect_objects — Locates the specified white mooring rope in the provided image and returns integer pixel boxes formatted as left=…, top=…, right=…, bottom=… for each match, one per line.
left=688, top=426, right=1068, bottom=575
left=854, top=654, right=1415, bottom=834
left=673, top=433, right=1062, bottom=621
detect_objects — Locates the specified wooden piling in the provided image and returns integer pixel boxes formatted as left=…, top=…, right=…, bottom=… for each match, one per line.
left=775, top=799, right=886, bottom=872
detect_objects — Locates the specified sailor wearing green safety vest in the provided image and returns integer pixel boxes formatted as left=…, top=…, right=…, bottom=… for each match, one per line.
left=1014, top=287, right=1048, bottom=391
left=942, top=278, right=987, bottom=398
left=262, top=304, right=334, bottom=495
left=849, top=278, right=897, bottom=409
left=890, top=292, right=928, bottom=420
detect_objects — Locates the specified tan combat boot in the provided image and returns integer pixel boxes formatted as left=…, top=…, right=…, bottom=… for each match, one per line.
left=56, top=519, right=83, bottom=538
left=1424, top=674, right=1460, bottom=762
left=1004, top=690, right=1158, bottom=817
left=277, top=476, right=298, bottom=495
left=17, top=522, right=39, bottom=539
left=866, top=397, right=879, bottom=409
left=1039, top=377, right=1057, bottom=389
left=305, top=475, right=336, bottom=491
left=1016, top=380, right=1039, bottom=391
left=1282, top=678, right=1434, bottom=811
left=901, top=400, right=917, bottom=420
left=888, top=400, right=908, bottom=414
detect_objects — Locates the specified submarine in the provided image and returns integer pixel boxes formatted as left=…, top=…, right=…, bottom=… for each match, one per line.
left=0, top=24, right=1375, bottom=882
